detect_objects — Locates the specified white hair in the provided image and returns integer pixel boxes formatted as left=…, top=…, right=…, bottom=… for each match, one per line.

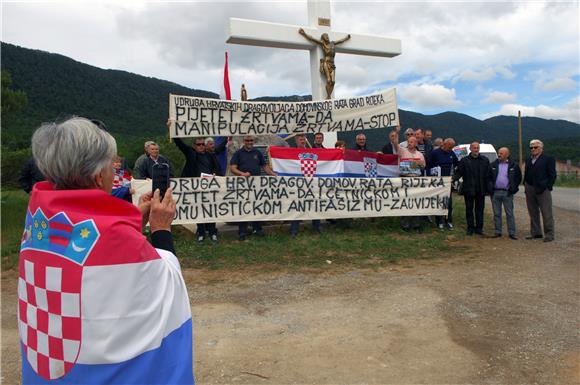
left=32, top=117, right=117, bottom=190
left=530, top=139, right=544, bottom=148
left=205, top=137, right=215, bottom=145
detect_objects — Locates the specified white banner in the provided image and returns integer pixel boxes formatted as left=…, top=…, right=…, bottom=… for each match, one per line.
left=168, top=88, right=399, bottom=138
left=132, top=176, right=451, bottom=225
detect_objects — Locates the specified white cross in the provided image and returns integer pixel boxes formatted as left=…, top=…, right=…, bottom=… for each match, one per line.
left=227, top=0, right=401, bottom=148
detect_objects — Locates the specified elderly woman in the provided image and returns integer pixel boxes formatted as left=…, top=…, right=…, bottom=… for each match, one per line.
left=19, top=118, right=194, bottom=384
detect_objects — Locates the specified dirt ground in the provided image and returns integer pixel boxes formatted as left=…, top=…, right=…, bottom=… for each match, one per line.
left=2, top=195, right=579, bottom=385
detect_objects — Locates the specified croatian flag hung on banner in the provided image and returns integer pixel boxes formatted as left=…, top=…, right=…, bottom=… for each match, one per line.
left=18, top=182, right=194, bottom=385
left=270, top=147, right=344, bottom=177
left=270, top=147, right=399, bottom=177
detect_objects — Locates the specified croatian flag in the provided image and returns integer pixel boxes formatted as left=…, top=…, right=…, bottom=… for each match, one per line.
left=270, top=147, right=399, bottom=177
left=215, top=52, right=231, bottom=175
left=343, top=150, right=399, bottom=178
left=269, top=147, right=344, bottom=177
left=19, top=182, right=193, bottom=385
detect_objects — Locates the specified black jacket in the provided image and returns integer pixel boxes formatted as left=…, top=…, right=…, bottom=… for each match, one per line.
left=137, top=155, right=174, bottom=179
left=19, top=158, right=45, bottom=193
left=524, top=153, right=557, bottom=194
left=381, top=143, right=396, bottom=155
left=174, top=138, right=221, bottom=177
left=453, top=154, right=492, bottom=196
left=490, top=158, right=522, bottom=196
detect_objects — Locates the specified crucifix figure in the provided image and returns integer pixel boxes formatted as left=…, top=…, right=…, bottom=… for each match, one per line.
left=227, top=0, right=401, bottom=147
left=299, top=28, right=351, bottom=99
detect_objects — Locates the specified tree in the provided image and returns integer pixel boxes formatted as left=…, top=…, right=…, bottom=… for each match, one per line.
left=1, top=70, right=28, bottom=121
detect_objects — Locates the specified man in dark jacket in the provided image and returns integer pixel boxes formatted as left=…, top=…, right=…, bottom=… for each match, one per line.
left=19, top=157, right=45, bottom=194
left=174, top=137, right=222, bottom=243
left=524, top=139, right=557, bottom=242
left=489, top=147, right=522, bottom=239
left=453, top=141, right=492, bottom=235
left=352, top=133, right=368, bottom=151
left=136, top=142, right=174, bottom=179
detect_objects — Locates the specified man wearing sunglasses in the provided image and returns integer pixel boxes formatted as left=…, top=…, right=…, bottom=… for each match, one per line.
left=524, top=139, right=557, bottom=242
left=231, top=135, right=276, bottom=241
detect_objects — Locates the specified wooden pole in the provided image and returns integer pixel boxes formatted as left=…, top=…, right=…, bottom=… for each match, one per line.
left=518, top=110, right=523, bottom=170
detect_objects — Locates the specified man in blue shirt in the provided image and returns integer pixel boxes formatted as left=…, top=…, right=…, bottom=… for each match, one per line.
left=490, top=147, right=522, bottom=240
left=429, top=138, right=459, bottom=230
left=230, top=135, right=276, bottom=241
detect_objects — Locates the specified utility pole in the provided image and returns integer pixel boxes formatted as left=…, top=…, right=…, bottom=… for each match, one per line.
left=518, top=110, right=523, bottom=170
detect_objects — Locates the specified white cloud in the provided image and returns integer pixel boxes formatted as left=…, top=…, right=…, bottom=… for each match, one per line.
left=482, top=91, right=516, bottom=104
left=398, top=84, right=461, bottom=109
left=539, top=77, right=577, bottom=92
left=482, top=97, right=580, bottom=123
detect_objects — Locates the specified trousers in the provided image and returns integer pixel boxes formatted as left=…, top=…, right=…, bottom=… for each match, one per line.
left=491, top=190, right=516, bottom=236
left=524, top=183, right=554, bottom=239
left=464, top=194, right=485, bottom=231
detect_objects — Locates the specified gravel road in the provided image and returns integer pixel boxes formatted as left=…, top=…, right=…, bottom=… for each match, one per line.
left=2, top=195, right=579, bottom=384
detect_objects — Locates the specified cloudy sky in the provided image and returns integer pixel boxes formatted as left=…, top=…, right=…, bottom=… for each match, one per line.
left=3, top=0, right=579, bottom=123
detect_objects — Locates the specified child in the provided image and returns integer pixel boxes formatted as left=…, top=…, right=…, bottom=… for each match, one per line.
left=112, top=155, right=134, bottom=202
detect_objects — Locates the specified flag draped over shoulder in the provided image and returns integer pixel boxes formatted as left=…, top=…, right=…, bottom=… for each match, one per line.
left=18, top=182, right=194, bottom=385
left=270, top=147, right=399, bottom=177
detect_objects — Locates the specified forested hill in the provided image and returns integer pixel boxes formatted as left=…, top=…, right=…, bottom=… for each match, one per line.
left=2, top=42, right=579, bottom=156
left=1, top=42, right=217, bottom=149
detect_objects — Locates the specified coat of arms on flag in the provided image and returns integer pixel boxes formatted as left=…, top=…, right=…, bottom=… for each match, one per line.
left=298, top=152, right=319, bottom=177
left=363, top=157, right=378, bottom=178
left=18, top=208, right=100, bottom=380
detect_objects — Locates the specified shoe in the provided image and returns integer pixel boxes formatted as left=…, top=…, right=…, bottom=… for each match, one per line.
left=509, top=235, right=518, bottom=240
left=466, top=229, right=474, bottom=236
left=525, top=235, right=543, bottom=240
left=447, top=222, right=454, bottom=230
left=238, top=235, right=246, bottom=241
left=290, top=232, right=297, bottom=238
left=437, top=223, right=444, bottom=231
left=492, top=234, right=502, bottom=238
left=253, top=230, right=265, bottom=237
left=197, top=235, right=204, bottom=243
left=543, top=238, right=553, bottom=242
left=475, top=230, right=484, bottom=235
left=211, top=234, right=218, bottom=243
left=402, top=227, right=411, bottom=232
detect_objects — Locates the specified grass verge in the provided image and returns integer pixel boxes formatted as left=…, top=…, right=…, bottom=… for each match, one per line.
left=555, top=174, right=580, bottom=188
left=2, top=189, right=468, bottom=272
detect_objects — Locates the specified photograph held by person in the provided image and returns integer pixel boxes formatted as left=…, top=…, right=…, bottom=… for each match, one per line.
left=21, top=117, right=193, bottom=384
left=453, top=141, right=492, bottom=235
left=524, top=139, right=557, bottom=242
left=174, top=136, right=221, bottom=243
left=18, top=157, right=45, bottom=194
left=490, top=147, right=522, bottom=240
left=230, top=135, right=276, bottom=241
left=429, top=138, right=459, bottom=230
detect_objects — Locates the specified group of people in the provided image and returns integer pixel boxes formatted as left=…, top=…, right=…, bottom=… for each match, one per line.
left=17, top=116, right=559, bottom=384
left=19, top=122, right=558, bottom=244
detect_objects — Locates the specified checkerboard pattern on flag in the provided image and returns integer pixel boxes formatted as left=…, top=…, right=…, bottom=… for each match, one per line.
left=363, top=157, right=378, bottom=178
left=19, top=181, right=194, bottom=385
left=298, top=153, right=319, bottom=177
left=270, top=147, right=399, bottom=178
left=18, top=260, right=81, bottom=380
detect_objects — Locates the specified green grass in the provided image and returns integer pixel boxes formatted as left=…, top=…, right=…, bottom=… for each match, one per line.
left=555, top=174, right=580, bottom=188
left=1, top=189, right=30, bottom=269
left=1, top=189, right=468, bottom=271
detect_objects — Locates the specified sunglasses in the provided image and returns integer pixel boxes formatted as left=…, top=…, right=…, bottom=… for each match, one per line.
left=195, top=143, right=205, bottom=146
left=530, top=146, right=539, bottom=149
left=244, top=140, right=254, bottom=142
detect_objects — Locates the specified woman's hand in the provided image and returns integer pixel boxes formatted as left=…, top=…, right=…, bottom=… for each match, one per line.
left=149, top=188, right=176, bottom=233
